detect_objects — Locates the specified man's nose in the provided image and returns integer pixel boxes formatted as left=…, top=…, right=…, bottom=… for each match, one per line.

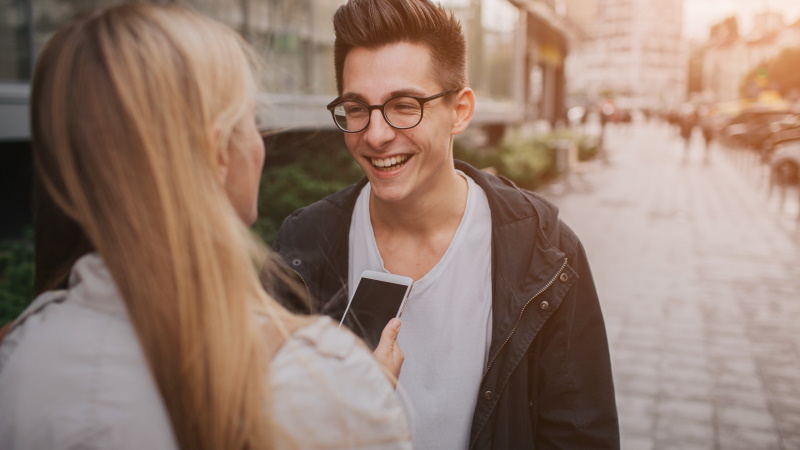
left=363, top=108, right=395, bottom=150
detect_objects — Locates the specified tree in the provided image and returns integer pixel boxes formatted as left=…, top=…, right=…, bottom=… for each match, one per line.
left=741, top=47, right=800, bottom=98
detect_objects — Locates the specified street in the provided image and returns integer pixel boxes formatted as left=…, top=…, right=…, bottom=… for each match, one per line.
left=542, top=120, right=800, bottom=449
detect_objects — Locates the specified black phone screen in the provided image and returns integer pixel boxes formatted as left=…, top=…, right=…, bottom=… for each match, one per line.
left=345, top=278, right=409, bottom=350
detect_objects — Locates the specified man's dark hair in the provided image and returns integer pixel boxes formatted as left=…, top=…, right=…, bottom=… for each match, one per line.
left=332, top=0, right=467, bottom=95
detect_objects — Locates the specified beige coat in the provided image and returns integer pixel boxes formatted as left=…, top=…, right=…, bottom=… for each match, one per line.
left=0, top=254, right=411, bottom=449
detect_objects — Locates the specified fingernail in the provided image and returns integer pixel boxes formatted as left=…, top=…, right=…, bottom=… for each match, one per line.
left=389, top=318, right=401, bottom=329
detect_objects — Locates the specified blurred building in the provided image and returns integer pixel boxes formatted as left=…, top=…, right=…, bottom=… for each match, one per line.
left=564, top=0, right=687, bottom=109
left=701, top=12, right=800, bottom=103
left=0, top=0, right=576, bottom=139
left=0, top=0, right=572, bottom=238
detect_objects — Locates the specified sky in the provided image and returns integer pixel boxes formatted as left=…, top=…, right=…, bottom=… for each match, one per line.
left=684, top=0, right=800, bottom=40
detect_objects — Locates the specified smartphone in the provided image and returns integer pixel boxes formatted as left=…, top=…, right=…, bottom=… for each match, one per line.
left=339, top=270, right=413, bottom=350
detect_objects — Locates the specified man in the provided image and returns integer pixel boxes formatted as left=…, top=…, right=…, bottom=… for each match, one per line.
left=273, top=0, right=619, bottom=447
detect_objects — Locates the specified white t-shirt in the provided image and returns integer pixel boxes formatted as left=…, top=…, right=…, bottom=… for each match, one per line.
left=348, top=171, right=493, bottom=450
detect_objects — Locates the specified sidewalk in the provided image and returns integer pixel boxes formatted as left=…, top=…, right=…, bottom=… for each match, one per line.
left=541, top=121, right=800, bottom=450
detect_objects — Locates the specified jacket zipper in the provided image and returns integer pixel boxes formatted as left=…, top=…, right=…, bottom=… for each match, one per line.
left=480, top=257, right=569, bottom=384
left=288, top=267, right=312, bottom=306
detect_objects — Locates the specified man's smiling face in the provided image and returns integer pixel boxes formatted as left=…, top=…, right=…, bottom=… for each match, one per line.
left=340, top=42, right=458, bottom=205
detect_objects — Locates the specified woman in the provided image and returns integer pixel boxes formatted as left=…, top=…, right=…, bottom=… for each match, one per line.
left=0, top=4, right=410, bottom=449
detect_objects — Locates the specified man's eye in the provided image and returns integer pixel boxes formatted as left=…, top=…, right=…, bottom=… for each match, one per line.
left=345, top=104, right=367, bottom=116
left=392, top=102, right=420, bottom=114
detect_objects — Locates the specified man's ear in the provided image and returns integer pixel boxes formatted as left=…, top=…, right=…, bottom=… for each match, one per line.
left=450, top=88, right=475, bottom=135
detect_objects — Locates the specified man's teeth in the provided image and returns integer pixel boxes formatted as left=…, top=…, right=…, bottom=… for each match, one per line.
left=371, top=154, right=410, bottom=169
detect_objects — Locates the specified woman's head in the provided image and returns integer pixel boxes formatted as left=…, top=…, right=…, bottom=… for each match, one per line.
left=33, top=3, right=264, bottom=229
left=32, top=4, right=282, bottom=448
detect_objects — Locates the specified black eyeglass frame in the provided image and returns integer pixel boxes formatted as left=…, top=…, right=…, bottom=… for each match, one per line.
left=326, top=88, right=461, bottom=133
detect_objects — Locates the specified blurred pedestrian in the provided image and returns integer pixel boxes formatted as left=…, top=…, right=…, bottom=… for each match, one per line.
left=0, top=4, right=410, bottom=449
left=700, top=113, right=715, bottom=163
left=273, top=0, right=619, bottom=448
left=679, top=107, right=698, bottom=161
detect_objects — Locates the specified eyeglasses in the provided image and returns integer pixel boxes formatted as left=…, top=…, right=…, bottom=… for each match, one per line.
left=326, top=88, right=459, bottom=133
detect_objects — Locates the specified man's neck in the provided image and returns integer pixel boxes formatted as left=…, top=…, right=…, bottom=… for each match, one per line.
left=369, top=169, right=468, bottom=238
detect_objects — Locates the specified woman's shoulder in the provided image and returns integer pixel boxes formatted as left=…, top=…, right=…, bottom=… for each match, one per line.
left=269, top=316, right=412, bottom=449
left=0, top=276, right=177, bottom=449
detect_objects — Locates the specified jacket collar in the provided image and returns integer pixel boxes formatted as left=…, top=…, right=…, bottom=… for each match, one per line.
left=322, top=161, right=569, bottom=302
left=68, top=253, right=129, bottom=317
left=452, top=162, right=570, bottom=349
left=291, top=160, right=571, bottom=324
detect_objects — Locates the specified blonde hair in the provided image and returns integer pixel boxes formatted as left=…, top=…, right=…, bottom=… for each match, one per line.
left=31, top=4, right=299, bottom=448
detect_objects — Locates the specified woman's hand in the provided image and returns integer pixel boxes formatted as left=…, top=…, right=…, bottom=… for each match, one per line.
left=372, top=318, right=404, bottom=388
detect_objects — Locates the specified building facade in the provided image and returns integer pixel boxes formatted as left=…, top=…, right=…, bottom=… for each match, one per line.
left=565, top=0, right=686, bottom=109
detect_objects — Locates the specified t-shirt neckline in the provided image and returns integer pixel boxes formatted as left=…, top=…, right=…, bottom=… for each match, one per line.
left=362, top=170, right=475, bottom=291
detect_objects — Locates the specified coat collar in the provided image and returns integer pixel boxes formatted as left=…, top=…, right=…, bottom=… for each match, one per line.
left=281, top=161, right=572, bottom=327
left=318, top=160, right=570, bottom=303
left=68, top=253, right=129, bottom=317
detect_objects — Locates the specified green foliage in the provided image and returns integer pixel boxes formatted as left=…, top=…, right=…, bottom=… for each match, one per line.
left=496, top=133, right=557, bottom=190
left=576, top=134, right=601, bottom=161
left=0, top=230, right=34, bottom=324
left=255, top=146, right=363, bottom=244
left=455, top=129, right=600, bottom=190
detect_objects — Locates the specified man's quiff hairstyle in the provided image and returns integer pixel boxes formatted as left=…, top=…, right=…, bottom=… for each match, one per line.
left=333, top=0, right=468, bottom=95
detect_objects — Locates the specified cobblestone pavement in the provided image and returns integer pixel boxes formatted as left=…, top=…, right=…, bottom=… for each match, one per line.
left=541, top=121, right=800, bottom=450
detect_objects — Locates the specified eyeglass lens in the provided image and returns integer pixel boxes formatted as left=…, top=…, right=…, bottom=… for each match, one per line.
left=332, top=97, right=423, bottom=132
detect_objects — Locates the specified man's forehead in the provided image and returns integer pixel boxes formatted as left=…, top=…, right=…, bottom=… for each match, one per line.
left=340, top=43, right=439, bottom=101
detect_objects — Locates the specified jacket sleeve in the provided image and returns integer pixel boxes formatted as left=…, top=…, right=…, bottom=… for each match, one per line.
left=269, top=318, right=412, bottom=448
left=533, top=238, right=620, bottom=449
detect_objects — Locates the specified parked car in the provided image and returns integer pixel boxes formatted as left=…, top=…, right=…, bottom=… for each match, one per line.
left=770, top=137, right=800, bottom=186
left=720, top=110, right=796, bottom=151
left=761, top=117, right=800, bottom=161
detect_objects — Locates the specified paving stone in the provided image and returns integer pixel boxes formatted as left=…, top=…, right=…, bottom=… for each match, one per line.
left=619, top=411, right=656, bottom=437
left=711, top=358, right=758, bottom=376
left=656, top=399, right=713, bottom=422
left=660, top=353, right=709, bottom=371
left=654, top=443, right=713, bottom=450
left=620, top=434, right=655, bottom=450
left=781, top=433, right=800, bottom=450
left=717, top=427, right=781, bottom=450
left=617, top=393, right=658, bottom=417
left=715, top=371, right=763, bottom=390
left=717, top=405, right=777, bottom=432
left=762, top=374, right=800, bottom=397
left=617, top=374, right=661, bottom=396
left=616, top=361, right=661, bottom=379
left=777, top=414, right=800, bottom=437
left=771, top=397, right=800, bottom=416
left=660, top=378, right=714, bottom=402
left=656, top=419, right=714, bottom=446
left=653, top=418, right=715, bottom=450
left=713, top=387, right=769, bottom=409
left=661, top=366, right=711, bottom=384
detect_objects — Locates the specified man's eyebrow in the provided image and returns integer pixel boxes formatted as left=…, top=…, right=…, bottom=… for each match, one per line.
left=340, top=92, right=368, bottom=103
left=386, top=88, right=427, bottom=99
left=339, top=88, right=429, bottom=104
